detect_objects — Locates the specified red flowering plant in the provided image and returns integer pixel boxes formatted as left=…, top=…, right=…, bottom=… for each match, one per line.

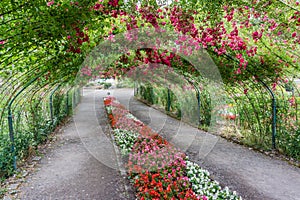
left=103, top=96, right=118, bottom=125
left=132, top=170, right=199, bottom=200
left=127, top=135, right=200, bottom=200
left=103, top=96, right=146, bottom=131
left=104, top=96, right=116, bottom=106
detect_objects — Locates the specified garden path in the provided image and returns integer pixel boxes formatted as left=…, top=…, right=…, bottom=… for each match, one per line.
left=112, top=88, right=300, bottom=200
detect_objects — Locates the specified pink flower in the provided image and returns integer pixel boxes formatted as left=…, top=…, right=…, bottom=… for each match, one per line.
left=236, top=53, right=242, bottom=59
left=108, top=0, right=118, bottom=7
left=67, top=35, right=71, bottom=40
left=272, top=83, right=277, bottom=90
left=238, top=56, right=245, bottom=64
left=235, top=68, right=241, bottom=74
left=202, top=196, right=208, bottom=200
left=288, top=96, right=295, bottom=106
left=107, top=34, right=115, bottom=42
left=292, top=32, right=297, bottom=37
left=47, top=0, right=54, bottom=6
left=252, top=31, right=262, bottom=40
left=94, top=3, right=103, bottom=10
left=205, top=37, right=212, bottom=43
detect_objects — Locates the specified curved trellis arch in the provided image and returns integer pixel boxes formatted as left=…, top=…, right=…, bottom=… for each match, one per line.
left=0, top=0, right=299, bottom=177
left=73, top=27, right=227, bottom=164
left=0, top=71, right=77, bottom=173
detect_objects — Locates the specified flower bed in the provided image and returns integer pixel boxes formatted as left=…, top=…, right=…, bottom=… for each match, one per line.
left=104, top=96, right=242, bottom=200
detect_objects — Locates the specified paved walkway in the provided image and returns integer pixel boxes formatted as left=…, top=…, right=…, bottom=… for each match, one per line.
left=19, top=88, right=300, bottom=200
left=111, top=88, right=300, bottom=200
left=19, top=89, right=134, bottom=200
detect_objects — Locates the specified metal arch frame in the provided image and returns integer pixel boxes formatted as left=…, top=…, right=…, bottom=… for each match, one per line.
left=7, top=75, right=41, bottom=170
left=6, top=75, right=69, bottom=171
left=183, top=77, right=202, bottom=126
left=259, top=80, right=277, bottom=149
left=219, top=52, right=278, bottom=149
left=65, top=87, right=74, bottom=115
left=49, top=84, right=61, bottom=125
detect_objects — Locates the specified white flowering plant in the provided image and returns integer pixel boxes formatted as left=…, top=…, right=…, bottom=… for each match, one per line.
left=113, top=129, right=139, bottom=156
left=105, top=106, right=113, bottom=114
left=186, top=160, right=242, bottom=200
left=126, top=113, right=141, bottom=122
